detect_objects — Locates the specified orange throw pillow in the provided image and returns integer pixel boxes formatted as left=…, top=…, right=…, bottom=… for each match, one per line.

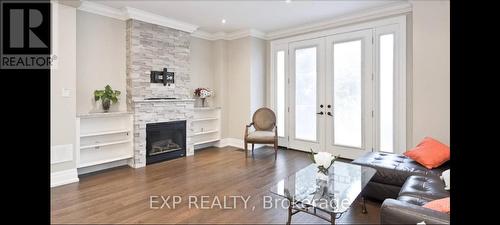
left=404, top=137, right=450, bottom=169
left=423, top=197, right=450, bottom=214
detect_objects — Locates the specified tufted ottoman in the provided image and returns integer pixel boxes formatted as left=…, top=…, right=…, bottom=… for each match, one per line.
left=351, top=152, right=449, bottom=201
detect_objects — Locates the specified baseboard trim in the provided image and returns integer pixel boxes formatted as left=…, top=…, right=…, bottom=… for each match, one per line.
left=216, top=138, right=244, bottom=149
left=216, top=138, right=271, bottom=150
left=51, top=168, right=79, bottom=187
left=77, top=159, right=129, bottom=175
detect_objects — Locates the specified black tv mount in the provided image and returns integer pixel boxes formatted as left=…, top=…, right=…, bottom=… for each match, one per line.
left=150, top=68, right=174, bottom=86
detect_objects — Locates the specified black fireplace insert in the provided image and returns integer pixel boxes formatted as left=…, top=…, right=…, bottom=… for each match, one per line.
left=146, top=121, right=186, bottom=165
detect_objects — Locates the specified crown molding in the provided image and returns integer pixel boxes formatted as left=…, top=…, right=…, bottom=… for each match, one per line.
left=266, top=1, right=412, bottom=40
left=53, top=0, right=81, bottom=8
left=191, top=29, right=267, bottom=41
left=78, top=1, right=411, bottom=41
left=77, top=1, right=198, bottom=33
left=122, top=7, right=198, bottom=33
left=78, top=0, right=126, bottom=21
left=227, top=29, right=267, bottom=40
left=191, top=30, right=216, bottom=40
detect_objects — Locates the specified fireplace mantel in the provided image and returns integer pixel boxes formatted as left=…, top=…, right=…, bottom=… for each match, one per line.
left=133, top=98, right=195, bottom=103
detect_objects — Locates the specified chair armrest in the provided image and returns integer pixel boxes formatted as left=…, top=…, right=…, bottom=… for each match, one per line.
left=244, top=122, right=254, bottom=139
left=380, top=199, right=450, bottom=224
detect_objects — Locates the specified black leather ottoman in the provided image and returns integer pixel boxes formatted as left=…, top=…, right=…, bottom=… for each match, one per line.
left=352, top=152, right=449, bottom=201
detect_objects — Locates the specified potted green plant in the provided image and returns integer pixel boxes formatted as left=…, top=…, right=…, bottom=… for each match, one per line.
left=94, top=85, right=121, bottom=112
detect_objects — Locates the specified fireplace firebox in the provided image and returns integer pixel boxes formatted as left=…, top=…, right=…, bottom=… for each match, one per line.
left=146, top=121, right=186, bottom=165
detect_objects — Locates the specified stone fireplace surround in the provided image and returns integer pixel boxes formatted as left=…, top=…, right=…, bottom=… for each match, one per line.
left=126, top=19, right=194, bottom=168
left=131, top=99, right=195, bottom=168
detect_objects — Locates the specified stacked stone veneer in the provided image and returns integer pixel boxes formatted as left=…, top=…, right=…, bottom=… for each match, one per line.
left=126, top=19, right=191, bottom=104
left=126, top=19, right=194, bottom=168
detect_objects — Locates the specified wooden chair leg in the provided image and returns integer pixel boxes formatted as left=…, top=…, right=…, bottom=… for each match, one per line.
left=244, top=140, right=248, bottom=158
left=274, top=141, right=278, bottom=160
left=251, top=143, right=255, bottom=158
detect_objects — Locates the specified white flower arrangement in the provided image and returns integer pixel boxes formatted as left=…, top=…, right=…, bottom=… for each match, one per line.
left=309, top=148, right=339, bottom=175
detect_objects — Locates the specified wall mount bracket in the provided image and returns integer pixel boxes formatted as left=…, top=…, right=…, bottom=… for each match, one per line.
left=150, top=68, right=174, bottom=86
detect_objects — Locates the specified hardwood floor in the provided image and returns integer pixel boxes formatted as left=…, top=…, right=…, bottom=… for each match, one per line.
left=51, top=147, right=380, bottom=224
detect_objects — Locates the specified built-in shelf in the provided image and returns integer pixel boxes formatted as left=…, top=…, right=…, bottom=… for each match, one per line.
left=77, top=112, right=133, bottom=172
left=80, top=129, right=131, bottom=138
left=78, top=154, right=133, bottom=168
left=192, top=129, right=219, bottom=136
left=194, top=139, right=220, bottom=146
left=191, top=117, right=218, bottom=122
left=80, top=139, right=131, bottom=149
left=191, top=107, right=221, bottom=150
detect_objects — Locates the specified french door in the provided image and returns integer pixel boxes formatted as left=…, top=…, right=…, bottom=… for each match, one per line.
left=287, top=31, right=372, bottom=159
left=288, top=38, right=325, bottom=151
left=272, top=19, right=406, bottom=159
left=324, top=29, right=373, bottom=159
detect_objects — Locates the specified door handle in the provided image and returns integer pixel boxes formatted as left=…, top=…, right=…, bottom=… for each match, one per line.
left=316, top=112, right=324, bottom=115
left=327, top=112, right=333, bottom=116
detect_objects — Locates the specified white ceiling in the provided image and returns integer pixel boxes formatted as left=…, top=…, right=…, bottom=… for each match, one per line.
left=93, top=0, right=405, bottom=34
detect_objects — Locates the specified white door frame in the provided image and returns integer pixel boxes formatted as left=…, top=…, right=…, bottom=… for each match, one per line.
left=288, top=38, right=325, bottom=152
left=373, top=23, right=407, bottom=154
left=269, top=15, right=406, bottom=155
left=324, top=29, right=374, bottom=159
left=270, top=43, right=289, bottom=147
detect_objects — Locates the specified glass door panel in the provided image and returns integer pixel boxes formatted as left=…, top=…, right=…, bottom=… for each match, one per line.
left=379, top=34, right=394, bottom=152
left=333, top=40, right=363, bottom=148
left=276, top=50, right=286, bottom=137
left=295, top=47, right=317, bottom=141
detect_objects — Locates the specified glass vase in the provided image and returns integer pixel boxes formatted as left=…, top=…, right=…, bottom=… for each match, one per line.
left=201, top=98, right=206, bottom=107
left=316, top=170, right=329, bottom=182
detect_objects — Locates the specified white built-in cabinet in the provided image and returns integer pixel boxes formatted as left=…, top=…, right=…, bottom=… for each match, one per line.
left=190, top=107, right=221, bottom=149
left=76, top=112, right=133, bottom=169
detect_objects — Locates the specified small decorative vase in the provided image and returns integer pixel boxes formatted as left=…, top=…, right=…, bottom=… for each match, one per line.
left=201, top=98, right=206, bottom=107
left=316, top=170, right=329, bottom=182
left=102, top=99, right=111, bottom=112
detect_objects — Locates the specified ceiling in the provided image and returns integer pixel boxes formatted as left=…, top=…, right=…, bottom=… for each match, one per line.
left=93, top=0, right=405, bottom=34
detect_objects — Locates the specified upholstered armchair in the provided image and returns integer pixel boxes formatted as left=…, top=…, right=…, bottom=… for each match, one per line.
left=244, top=107, right=278, bottom=159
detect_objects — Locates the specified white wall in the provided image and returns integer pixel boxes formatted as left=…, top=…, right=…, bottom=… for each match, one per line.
left=190, top=37, right=215, bottom=107
left=226, top=37, right=252, bottom=139
left=213, top=37, right=268, bottom=140
left=212, top=40, right=228, bottom=137
left=250, top=37, right=267, bottom=114
left=410, top=0, right=450, bottom=145
left=51, top=3, right=77, bottom=173
left=76, top=11, right=126, bottom=114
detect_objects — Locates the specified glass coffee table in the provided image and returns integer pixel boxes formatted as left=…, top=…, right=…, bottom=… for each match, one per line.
left=270, top=162, right=376, bottom=225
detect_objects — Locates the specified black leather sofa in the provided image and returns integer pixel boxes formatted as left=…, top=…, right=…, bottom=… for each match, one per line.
left=352, top=152, right=450, bottom=224
left=380, top=175, right=450, bottom=224
left=352, top=152, right=449, bottom=201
